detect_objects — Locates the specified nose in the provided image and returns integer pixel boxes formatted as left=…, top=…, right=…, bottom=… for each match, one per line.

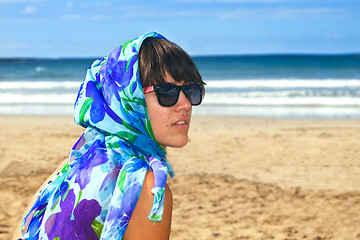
left=175, top=90, right=191, bottom=111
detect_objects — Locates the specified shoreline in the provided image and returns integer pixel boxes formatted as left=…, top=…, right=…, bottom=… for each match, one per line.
left=2, top=105, right=360, bottom=119
left=1, top=112, right=360, bottom=119
left=1, top=115, right=359, bottom=239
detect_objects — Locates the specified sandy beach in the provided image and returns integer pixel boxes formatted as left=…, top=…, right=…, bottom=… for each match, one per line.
left=1, top=115, right=359, bottom=239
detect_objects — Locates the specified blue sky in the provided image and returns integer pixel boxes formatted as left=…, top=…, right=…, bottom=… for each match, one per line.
left=0, top=0, right=359, bottom=58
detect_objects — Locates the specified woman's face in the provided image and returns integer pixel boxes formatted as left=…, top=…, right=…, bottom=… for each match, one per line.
left=145, top=73, right=192, bottom=148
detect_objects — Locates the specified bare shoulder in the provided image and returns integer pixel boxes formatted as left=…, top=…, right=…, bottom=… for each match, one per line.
left=123, top=170, right=173, bottom=240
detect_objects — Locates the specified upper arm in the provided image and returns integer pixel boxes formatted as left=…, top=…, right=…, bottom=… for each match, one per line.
left=123, top=170, right=173, bottom=240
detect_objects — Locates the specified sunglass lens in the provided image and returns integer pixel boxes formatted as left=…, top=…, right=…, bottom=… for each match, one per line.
left=183, top=84, right=203, bottom=106
left=156, top=85, right=179, bottom=107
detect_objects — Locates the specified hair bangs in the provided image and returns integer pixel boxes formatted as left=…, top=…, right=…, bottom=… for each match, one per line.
left=139, top=37, right=205, bottom=88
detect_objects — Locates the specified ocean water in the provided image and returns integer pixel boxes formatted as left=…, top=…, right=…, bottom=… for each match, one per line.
left=0, top=54, right=359, bottom=118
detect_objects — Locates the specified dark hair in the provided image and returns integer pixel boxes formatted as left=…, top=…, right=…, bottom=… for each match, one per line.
left=138, top=37, right=205, bottom=88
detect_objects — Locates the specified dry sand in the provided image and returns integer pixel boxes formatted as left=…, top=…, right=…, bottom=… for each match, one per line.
left=0, top=115, right=359, bottom=239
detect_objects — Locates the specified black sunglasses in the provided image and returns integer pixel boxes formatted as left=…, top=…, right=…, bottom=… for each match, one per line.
left=144, top=83, right=205, bottom=107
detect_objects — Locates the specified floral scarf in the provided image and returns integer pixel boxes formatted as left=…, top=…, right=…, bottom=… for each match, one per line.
left=21, top=32, right=174, bottom=240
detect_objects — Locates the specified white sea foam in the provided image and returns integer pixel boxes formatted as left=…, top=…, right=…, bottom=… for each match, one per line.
left=1, top=79, right=359, bottom=91
left=193, top=105, right=360, bottom=119
left=0, top=81, right=81, bottom=90
left=203, top=94, right=360, bottom=106
left=0, top=93, right=76, bottom=104
left=1, top=79, right=359, bottom=117
left=205, top=79, right=360, bottom=89
left=35, top=66, right=47, bottom=72
left=1, top=91, right=359, bottom=107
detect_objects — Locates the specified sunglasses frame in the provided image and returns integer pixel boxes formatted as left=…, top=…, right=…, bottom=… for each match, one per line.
left=144, top=83, right=205, bottom=107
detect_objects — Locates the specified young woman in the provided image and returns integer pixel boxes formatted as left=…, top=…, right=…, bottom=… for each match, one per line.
left=14, top=32, right=205, bottom=239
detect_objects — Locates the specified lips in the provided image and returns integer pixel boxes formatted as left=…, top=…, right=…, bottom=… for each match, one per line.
left=173, top=117, right=189, bottom=126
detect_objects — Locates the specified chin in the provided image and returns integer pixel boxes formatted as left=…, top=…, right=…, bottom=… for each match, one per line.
left=171, top=141, right=188, bottom=148
left=163, top=137, right=189, bottom=148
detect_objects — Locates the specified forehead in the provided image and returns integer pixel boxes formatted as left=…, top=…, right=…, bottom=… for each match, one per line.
left=161, top=71, right=189, bottom=86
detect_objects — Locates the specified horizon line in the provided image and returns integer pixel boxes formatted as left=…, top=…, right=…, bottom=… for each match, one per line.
left=1, top=52, right=360, bottom=60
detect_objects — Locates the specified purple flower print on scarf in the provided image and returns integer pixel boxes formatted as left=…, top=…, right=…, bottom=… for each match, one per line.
left=85, top=80, right=106, bottom=124
left=98, top=45, right=137, bottom=107
left=67, top=139, right=107, bottom=190
left=50, top=181, right=69, bottom=211
left=23, top=201, right=47, bottom=239
left=45, top=189, right=101, bottom=239
left=98, top=161, right=120, bottom=202
left=102, top=181, right=143, bottom=238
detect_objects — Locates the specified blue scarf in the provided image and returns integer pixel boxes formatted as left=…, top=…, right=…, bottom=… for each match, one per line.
left=21, top=32, right=174, bottom=239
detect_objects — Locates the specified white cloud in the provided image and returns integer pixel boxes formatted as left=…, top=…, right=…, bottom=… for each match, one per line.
left=53, top=2, right=345, bottom=22
left=22, top=5, right=38, bottom=14
left=0, top=0, right=42, bottom=3
left=90, top=15, right=107, bottom=21
left=326, top=33, right=339, bottom=40
left=61, top=14, right=80, bottom=20
left=166, top=7, right=343, bottom=20
left=80, top=2, right=110, bottom=8
left=3, top=41, right=28, bottom=50
left=61, top=14, right=109, bottom=21
left=66, top=2, right=74, bottom=9
left=272, top=7, right=343, bottom=18
left=177, top=0, right=303, bottom=2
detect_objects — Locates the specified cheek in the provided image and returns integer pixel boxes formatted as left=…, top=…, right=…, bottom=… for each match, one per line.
left=145, top=94, right=170, bottom=134
left=149, top=109, right=173, bottom=146
left=152, top=108, right=171, bottom=133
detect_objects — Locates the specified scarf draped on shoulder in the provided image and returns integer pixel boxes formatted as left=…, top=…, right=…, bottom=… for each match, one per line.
left=21, top=32, right=174, bottom=240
